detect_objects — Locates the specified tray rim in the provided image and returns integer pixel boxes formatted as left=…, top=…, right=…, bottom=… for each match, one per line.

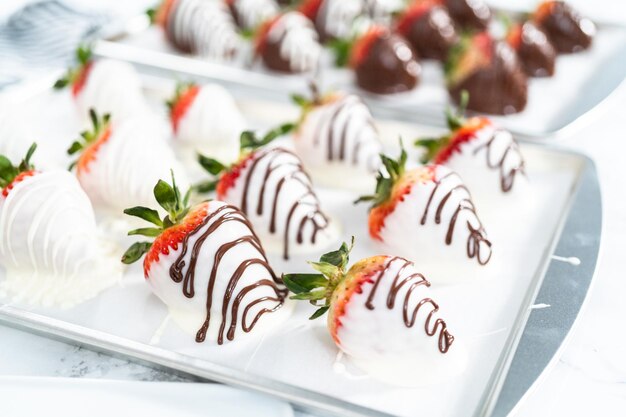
left=92, top=13, right=626, bottom=141
left=0, top=77, right=603, bottom=417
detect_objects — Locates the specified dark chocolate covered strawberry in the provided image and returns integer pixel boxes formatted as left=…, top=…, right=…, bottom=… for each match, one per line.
left=533, top=1, right=595, bottom=54
left=444, top=0, right=491, bottom=30
left=445, top=32, right=528, bottom=115
left=349, top=26, right=421, bottom=94
left=254, top=11, right=322, bottom=73
left=506, top=21, right=556, bottom=77
left=395, top=0, right=458, bottom=61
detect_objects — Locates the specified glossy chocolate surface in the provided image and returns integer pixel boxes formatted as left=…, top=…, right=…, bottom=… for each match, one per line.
left=406, top=6, right=458, bottom=61
left=516, top=22, right=556, bottom=77
left=445, top=0, right=491, bottom=30
left=536, top=1, right=594, bottom=53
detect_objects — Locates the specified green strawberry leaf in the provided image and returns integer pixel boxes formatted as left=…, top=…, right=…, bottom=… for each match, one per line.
left=309, top=305, right=330, bottom=320
left=282, top=273, right=328, bottom=294
left=123, top=206, right=163, bottom=227
left=128, top=227, right=163, bottom=237
left=121, top=241, right=153, bottom=264
left=198, top=154, right=226, bottom=176
left=308, top=261, right=340, bottom=279
left=154, top=179, right=177, bottom=212
left=194, top=180, right=218, bottom=194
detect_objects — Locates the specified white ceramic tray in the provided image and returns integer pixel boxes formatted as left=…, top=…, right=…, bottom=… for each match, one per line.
left=93, top=13, right=626, bottom=140
left=0, top=74, right=602, bottom=417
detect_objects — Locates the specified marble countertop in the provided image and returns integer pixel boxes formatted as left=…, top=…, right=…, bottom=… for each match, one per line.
left=1, top=1, right=626, bottom=416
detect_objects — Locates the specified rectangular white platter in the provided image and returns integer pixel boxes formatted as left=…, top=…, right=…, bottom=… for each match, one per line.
left=94, top=10, right=626, bottom=140
left=0, top=72, right=601, bottom=417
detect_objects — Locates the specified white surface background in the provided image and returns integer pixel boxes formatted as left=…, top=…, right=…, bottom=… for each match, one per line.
left=0, top=1, right=625, bottom=416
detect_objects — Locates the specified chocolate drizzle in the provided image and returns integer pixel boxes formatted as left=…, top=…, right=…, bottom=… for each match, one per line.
left=364, top=257, right=454, bottom=353
left=238, top=148, right=330, bottom=260
left=169, top=203, right=287, bottom=344
left=472, top=129, right=526, bottom=192
left=421, top=171, right=492, bottom=265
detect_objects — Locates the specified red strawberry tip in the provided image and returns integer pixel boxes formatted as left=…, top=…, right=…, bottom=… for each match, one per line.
left=0, top=143, right=38, bottom=197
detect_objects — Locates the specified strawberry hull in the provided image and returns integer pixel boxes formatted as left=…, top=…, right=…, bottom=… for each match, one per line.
left=144, top=200, right=290, bottom=345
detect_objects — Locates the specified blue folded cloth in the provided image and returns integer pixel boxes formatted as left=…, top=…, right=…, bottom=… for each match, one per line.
left=0, top=0, right=110, bottom=89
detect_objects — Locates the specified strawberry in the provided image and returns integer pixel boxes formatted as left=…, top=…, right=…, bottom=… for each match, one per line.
left=196, top=126, right=337, bottom=260
left=288, top=84, right=382, bottom=191
left=395, top=0, right=458, bottom=61
left=445, top=32, right=528, bottom=114
left=147, top=0, right=178, bottom=28
left=122, top=173, right=288, bottom=344
left=67, top=109, right=190, bottom=212
left=283, top=239, right=455, bottom=361
left=356, top=143, right=492, bottom=273
left=0, top=143, right=121, bottom=306
left=298, top=0, right=323, bottom=21
left=299, top=0, right=364, bottom=42
left=444, top=0, right=491, bottom=30
left=415, top=99, right=527, bottom=193
left=53, top=45, right=93, bottom=97
left=166, top=82, right=246, bottom=163
left=227, top=0, right=279, bottom=31
left=533, top=1, right=594, bottom=54
left=345, top=25, right=420, bottom=94
left=505, top=21, right=556, bottom=77
left=0, top=143, right=38, bottom=198
left=54, top=46, right=146, bottom=121
left=254, top=11, right=321, bottom=73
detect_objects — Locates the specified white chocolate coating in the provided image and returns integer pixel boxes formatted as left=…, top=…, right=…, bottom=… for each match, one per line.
left=146, top=201, right=290, bottom=344
left=294, top=93, right=382, bottom=192
left=335, top=256, right=466, bottom=386
left=363, top=0, right=404, bottom=24
left=0, top=171, right=121, bottom=307
left=220, top=147, right=338, bottom=259
left=267, top=12, right=321, bottom=73
left=76, top=116, right=190, bottom=213
left=174, top=84, right=246, bottom=164
left=75, top=59, right=147, bottom=122
left=378, top=165, right=492, bottom=283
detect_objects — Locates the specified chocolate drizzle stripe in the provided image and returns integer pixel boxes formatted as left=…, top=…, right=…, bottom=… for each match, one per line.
left=364, top=256, right=454, bottom=354
left=421, top=171, right=492, bottom=265
left=472, top=129, right=526, bottom=192
left=169, top=204, right=286, bottom=344
left=239, top=148, right=329, bottom=260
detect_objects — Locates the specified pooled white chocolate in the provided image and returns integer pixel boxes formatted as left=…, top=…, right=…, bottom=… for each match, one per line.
left=0, top=170, right=121, bottom=307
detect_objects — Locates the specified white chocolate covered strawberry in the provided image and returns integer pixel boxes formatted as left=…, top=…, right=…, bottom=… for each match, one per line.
left=197, top=127, right=338, bottom=260
left=68, top=110, right=189, bottom=214
left=416, top=104, right=527, bottom=195
left=0, top=145, right=121, bottom=307
left=122, top=174, right=289, bottom=344
left=54, top=47, right=147, bottom=121
left=283, top=240, right=465, bottom=386
left=152, top=0, right=242, bottom=61
left=356, top=146, right=492, bottom=283
left=167, top=83, right=246, bottom=163
left=299, top=0, right=364, bottom=42
left=291, top=87, right=382, bottom=191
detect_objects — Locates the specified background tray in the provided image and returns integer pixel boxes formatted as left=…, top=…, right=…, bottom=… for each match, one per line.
left=0, top=74, right=602, bottom=417
left=94, top=11, right=626, bottom=140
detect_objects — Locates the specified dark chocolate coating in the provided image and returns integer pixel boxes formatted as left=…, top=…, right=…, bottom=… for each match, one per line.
left=261, top=38, right=294, bottom=72
left=517, top=22, right=556, bottom=77
left=355, top=34, right=421, bottom=94
left=536, top=1, right=594, bottom=53
left=445, top=0, right=491, bottom=30
left=449, top=42, right=528, bottom=115
left=405, top=6, right=458, bottom=61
